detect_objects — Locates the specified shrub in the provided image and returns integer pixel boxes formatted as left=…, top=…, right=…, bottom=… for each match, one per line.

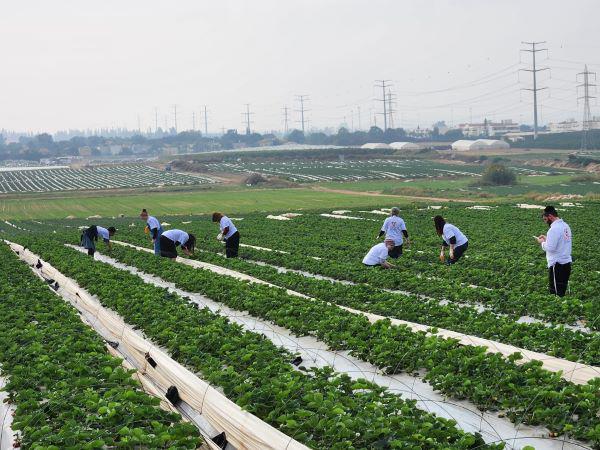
left=476, top=164, right=517, bottom=186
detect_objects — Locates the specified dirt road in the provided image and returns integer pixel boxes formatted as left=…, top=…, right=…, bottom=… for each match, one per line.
left=311, top=186, right=476, bottom=203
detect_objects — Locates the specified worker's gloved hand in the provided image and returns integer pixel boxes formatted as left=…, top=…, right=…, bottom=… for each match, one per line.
left=217, top=233, right=223, bottom=241
left=439, top=252, right=446, bottom=263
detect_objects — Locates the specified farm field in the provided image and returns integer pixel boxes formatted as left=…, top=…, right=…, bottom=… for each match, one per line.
left=3, top=201, right=600, bottom=449
left=204, top=158, right=572, bottom=183
left=0, top=165, right=215, bottom=193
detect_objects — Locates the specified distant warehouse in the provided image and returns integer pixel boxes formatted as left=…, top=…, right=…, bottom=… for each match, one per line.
left=389, top=142, right=425, bottom=150
left=361, top=143, right=391, bottom=149
left=451, top=139, right=510, bottom=151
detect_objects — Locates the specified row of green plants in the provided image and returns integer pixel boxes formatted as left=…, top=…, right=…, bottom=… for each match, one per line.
left=0, top=243, right=201, bottom=449
left=16, top=236, right=495, bottom=449
left=45, top=235, right=600, bottom=445
left=141, top=240, right=600, bottom=365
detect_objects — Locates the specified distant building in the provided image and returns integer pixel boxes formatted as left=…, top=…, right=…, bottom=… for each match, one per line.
left=389, top=142, right=425, bottom=150
left=458, top=119, right=520, bottom=137
left=547, top=118, right=600, bottom=133
left=361, top=143, right=391, bottom=149
left=451, top=139, right=510, bottom=151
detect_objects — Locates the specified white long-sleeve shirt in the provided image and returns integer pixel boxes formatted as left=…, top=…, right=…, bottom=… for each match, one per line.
left=541, top=218, right=572, bottom=267
left=381, top=216, right=407, bottom=246
left=162, top=229, right=190, bottom=247
left=362, top=243, right=389, bottom=266
left=442, top=223, right=468, bottom=247
left=219, top=216, right=237, bottom=239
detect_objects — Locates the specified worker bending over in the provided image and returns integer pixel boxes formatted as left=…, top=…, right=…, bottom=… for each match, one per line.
left=535, top=205, right=572, bottom=297
left=80, top=225, right=116, bottom=257
left=212, top=212, right=240, bottom=258
left=434, top=215, right=468, bottom=265
left=140, top=208, right=163, bottom=255
left=378, top=207, right=409, bottom=258
left=362, top=239, right=395, bottom=269
left=160, top=229, right=196, bottom=259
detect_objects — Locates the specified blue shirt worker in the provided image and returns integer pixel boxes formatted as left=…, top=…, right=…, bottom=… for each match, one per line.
left=536, top=205, right=573, bottom=297
left=140, top=209, right=163, bottom=255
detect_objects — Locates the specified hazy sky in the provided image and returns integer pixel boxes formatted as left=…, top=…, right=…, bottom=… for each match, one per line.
left=1, top=0, right=599, bottom=134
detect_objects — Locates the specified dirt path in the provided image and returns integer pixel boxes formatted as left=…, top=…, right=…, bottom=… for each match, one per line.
left=311, top=186, right=476, bottom=203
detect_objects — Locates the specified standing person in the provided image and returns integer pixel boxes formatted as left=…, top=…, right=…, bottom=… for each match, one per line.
left=535, top=205, right=572, bottom=297
left=140, top=209, right=163, bottom=255
left=159, top=229, right=196, bottom=259
left=80, top=225, right=116, bottom=257
left=212, top=212, right=240, bottom=258
left=433, top=215, right=468, bottom=265
left=362, top=239, right=396, bottom=269
left=377, top=207, right=409, bottom=259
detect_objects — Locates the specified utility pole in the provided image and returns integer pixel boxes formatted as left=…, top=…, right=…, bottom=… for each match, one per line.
left=192, top=112, right=196, bottom=131
left=154, top=108, right=159, bottom=133
left=242, top=104, right=253, bottom=135
left=173, top=104, right=178, bottom=133
left=521, top=41, right=548, bottom=139
left=386, top=89, right=396, bottom=129
left=282, top=105, right=290, bottom=134
left=375, top=80, right=392, bottom=131
left=295, top=95, right=309, bottom=134
left=357, top=106, right=362, bottom=131
left=577, top=64, right=597, bottom=150
left=203, top=105, right=208, bottom=135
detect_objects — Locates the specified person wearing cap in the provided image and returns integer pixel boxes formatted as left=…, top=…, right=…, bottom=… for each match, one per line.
left=362, top=239, right=396, bottom=269
left=377, top=207, right=409, bottom=258
left=433, top=215, right=468, bottom=265
left=80, top=225, right=116, bottom=257
left=140, top=209, right=163, bottom=255
left=212, top=212, right=240, bottom=258
left=159, top=229, right=196, bottom=259
left=535, top=205, right=572, bottom=297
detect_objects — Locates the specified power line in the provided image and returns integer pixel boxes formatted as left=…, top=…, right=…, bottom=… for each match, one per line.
left=374, top=80, right=391, bottom=130
left=577, top=65, right=597, bottom=150
left=520, top=41, right=549, bottom=139
left=295, top=95, right=309, bottom=134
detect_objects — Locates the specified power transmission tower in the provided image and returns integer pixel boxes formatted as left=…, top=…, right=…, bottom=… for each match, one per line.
left=282, top=105, right=290, bottom=134
left=203, top=105, right=208, bottom=135
left=375, top=80, right=392, bottom=130
left=577, top=65, right=597, bottom=150
left=295, top=95, right=309, bottom=134
left=192, top=112, right=196, bottom=131
left=386, top=89, right=396, bottom=129
left=154, top=108, right=159, bottom=133
left=357, top=106, right=362, bottom=131
left=242, top=104, right=254, bottom=135
left=173, top=104, right=178, bottom=133
left=520, top=41, right=548, bottom=139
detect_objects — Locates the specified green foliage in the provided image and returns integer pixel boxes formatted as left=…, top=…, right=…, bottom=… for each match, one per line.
left=477, top=164, right=517, bottom=186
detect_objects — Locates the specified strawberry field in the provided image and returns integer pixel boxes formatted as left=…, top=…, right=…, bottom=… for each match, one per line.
left=2, top=201, right=600, bottom=449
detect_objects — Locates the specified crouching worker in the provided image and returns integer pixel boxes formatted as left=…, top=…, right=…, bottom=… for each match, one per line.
left=212, top=212, right=240, bottom=258
left=80, top=225, right=116, bottom=257
left=434, top=215, right=468, bottom=265
left=378, top=206, right=409, bottom=258
left=159, top=229, right=196, bottom=259
left=362, top=239, right=395, bottom=269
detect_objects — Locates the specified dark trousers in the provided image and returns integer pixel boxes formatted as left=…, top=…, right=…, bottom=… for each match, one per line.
left=447, top=242, right=468, bottom=264
left=388, top=244, right=403, bottom=259
left=549, top=262, right=571, bottom=297
left=225, top=231, right=240, bottom=258
left=159, top=235, right=178, bottom=259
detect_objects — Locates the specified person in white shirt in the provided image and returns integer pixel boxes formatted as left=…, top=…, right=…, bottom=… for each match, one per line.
left=80, top=225, right=116, bottom=257
left=140, top=209, right=163, bottom=255
left=377, top=207, right=409, bottom=259
left=212, top=212, right=240, bottom=258
left=535, top=205, right=572, bottom=297
left=362, top=239, right=396, bottom=269
left=433, top=215, right=468, bottom=265
left=159, top=229, right=196, bottom=259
